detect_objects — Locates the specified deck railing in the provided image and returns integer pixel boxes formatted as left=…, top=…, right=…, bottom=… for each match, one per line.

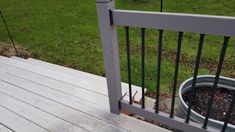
left=96, top=0, right=235, bottom=131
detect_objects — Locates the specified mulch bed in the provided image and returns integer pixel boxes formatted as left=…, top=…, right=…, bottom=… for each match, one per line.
left=183, top=87, right=235, bottom=125
left=0, top=42, right=34, bottom=58
left=145, top=91, right=172, bottom=99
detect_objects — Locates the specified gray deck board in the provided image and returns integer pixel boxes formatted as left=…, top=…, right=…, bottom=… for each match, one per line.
left=0, top=80, right=126, bottom=132
left=9, top=56, right=143, bottom=102
left=11, top=56, right=145, bottom=102
left=0, top=106, right=48, bottom=132
left=0, top=63, right=110, bottom=107
left=0, top=56, right=170, bottom=132
left=0, top=90, right=87, bottom=132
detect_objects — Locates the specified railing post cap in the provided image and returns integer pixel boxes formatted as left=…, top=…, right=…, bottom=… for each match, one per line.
left=96, top=0, right=113, bottom=3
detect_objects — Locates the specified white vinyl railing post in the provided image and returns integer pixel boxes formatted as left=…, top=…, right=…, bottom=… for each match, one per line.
left=96, top=0, right=122, bottom=114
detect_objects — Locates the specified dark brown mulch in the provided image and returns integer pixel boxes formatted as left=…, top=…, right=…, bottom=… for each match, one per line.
left=183, top=87, right=235, bottom=125
left=162, top=50, right=235, bottom=78
left=145, top=91, right=172, bottom=99
left=0, top=42, right=34, bottom=58
left=230, top=73, right=235, bottom=79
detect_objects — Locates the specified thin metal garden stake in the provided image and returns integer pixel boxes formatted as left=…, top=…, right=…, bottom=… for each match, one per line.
left=0, top=10, right=19, bottom=56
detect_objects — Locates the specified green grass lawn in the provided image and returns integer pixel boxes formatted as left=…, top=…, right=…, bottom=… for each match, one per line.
left=0, top=0, right=234, bottom=92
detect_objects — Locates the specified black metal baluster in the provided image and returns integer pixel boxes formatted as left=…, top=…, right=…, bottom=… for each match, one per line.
left=202, top=36, right=230, bottom=129
left=155, top=30, right=163, bottom=113
left=185, top=34, right=205, bottom=123
left=141, top=28, right=145, bottom=109
left=170, top=32, right=183, bottom=118
left=160, top=0, right=163, bottom=12
left=125, top=26, right=133, bottom=104
left=222, top=91, right=235, bottom=132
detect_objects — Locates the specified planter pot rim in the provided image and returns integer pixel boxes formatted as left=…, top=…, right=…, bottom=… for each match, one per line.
left=179, top=75, right=235, bottom=129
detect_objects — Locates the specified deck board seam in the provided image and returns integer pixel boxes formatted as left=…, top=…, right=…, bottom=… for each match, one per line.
left=0, top=61, right=108, bottom=97
left=0, top=84, right=128, bottom=132
left=0, top=90, right=92, bottom=132
left=1, top=71, right=110, bottom=111
left=0, top=105, right=50, bottom=132
left=0, top=79, right=131, bottom=132
left=0, top=59, right=142, bottom=101
left=0, top=122, right=15, bottom=132
left=0, top=64, right=111, bottom=108
left=7, top=72, right=108, bottom=106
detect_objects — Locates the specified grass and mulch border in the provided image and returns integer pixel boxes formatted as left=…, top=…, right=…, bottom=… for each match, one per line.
left=0, top=42, right=34, bottom=58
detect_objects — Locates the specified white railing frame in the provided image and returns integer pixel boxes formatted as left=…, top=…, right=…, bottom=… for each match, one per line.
left=96, top=0, right=122, bottom=114
left=112, top=10, right=235, bottom=37
left=96, top=0, right=235, bottom=131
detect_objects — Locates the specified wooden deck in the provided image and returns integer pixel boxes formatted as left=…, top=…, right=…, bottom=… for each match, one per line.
left=0, top=56, right=169, bottom=132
